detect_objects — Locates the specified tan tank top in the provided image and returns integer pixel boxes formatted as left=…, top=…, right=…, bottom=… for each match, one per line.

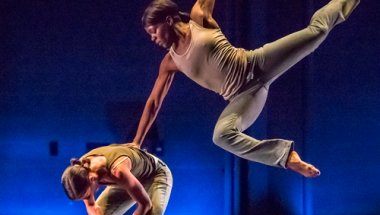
left=169, top=20, right=248, bottom=100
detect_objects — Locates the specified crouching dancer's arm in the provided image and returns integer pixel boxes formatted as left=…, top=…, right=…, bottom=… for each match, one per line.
left=111, top=156, right=152, bottom=215
left=84, top=195, right=103, bottom=215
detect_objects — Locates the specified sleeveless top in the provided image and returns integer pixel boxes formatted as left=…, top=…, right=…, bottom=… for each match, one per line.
left=80, top=143, right=156, bottom=180
left=169, top=20, right=249, bottom=100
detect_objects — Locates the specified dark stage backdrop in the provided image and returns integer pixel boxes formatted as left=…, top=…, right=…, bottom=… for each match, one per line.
left=0, top=0, right=379, bottom=215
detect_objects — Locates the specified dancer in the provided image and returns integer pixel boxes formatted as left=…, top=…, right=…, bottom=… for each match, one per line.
left=61, top=143, right=172, bottom=215
left=135, top=0, right=360, bottom=177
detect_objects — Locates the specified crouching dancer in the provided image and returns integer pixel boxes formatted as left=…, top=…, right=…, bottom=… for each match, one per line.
left=61, top=143, right=172, bottom=215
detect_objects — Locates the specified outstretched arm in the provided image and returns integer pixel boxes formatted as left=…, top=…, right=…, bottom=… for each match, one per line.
left=190, top=0, right=219, bottom=29
left=133, top=53, right=177, bottom=147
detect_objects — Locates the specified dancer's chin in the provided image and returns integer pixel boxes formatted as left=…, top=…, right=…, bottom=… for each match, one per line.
left=162, top=43, right=170, bottom=50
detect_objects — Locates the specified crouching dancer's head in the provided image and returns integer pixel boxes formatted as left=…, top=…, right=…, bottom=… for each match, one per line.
left=61, top=158, right=92, bottom=200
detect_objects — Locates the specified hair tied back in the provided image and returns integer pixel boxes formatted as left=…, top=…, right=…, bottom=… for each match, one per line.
left=178, top=11, right=190, bottom=23
left=70, top=158, right=82, bottom=166
left=178, top=11, right=190, bottom=17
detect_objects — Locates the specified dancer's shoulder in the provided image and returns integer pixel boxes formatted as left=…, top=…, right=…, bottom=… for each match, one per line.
left=160, top=53, right=179, bottom=73
left=190, top=0, right=219, bottom=29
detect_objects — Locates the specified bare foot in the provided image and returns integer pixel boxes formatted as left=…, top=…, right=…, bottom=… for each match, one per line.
left=287, top=151, right=321, bottom=178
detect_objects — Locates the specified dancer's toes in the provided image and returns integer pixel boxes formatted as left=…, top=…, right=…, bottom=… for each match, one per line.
left=287, top=151, right=321, bottom=178
left=306, top=164, right=321, bottom=178
left=292, top=162, right=320, bottom=178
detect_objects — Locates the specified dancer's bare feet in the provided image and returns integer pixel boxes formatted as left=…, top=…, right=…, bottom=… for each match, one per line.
left=287, top=151, right=321, bottom=178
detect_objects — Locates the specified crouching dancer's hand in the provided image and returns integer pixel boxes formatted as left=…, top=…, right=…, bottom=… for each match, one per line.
left=84, top=194, right=104, bottom=215
left=129, top=141, right=141, bottom=149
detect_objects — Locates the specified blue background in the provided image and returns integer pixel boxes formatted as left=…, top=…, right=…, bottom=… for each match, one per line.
left=0, top=0, right=379, bottom=214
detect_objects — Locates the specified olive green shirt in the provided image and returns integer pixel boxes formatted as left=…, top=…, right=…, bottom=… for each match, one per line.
left=80, top=143, right=156, bottom=180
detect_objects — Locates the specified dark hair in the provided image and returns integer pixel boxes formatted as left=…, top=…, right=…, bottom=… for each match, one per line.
left=61, top=158, right=91, bottom=200
left=142, top=0, right=189, bottom=27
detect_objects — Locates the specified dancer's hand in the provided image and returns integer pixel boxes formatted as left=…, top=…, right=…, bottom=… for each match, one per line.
left=94, top=205, right=104, bottom=215
left=84, top=195, right=104, bottom=215
left=129, top=142, right=140, bottom=149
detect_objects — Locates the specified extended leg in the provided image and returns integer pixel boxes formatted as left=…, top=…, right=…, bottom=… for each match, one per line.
left=257, top=0, right=360, bottom=86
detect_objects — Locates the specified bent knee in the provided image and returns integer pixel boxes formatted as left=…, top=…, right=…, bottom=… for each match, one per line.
left=213, top=126, right=239, bottom=148
left=212, top=132, right=223, bottom=146
left=308, top=24, right=329, bottom=38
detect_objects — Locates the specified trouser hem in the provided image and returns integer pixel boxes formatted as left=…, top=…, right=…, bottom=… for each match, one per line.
left=279, top=140, right=294, bottom=169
